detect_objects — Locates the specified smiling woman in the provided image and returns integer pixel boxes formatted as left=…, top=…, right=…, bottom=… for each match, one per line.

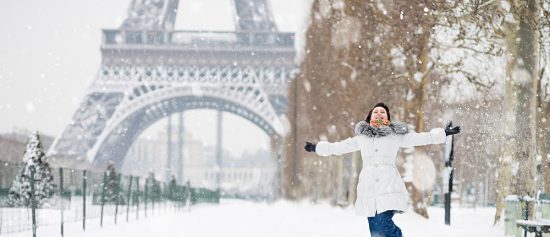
left=304, top=102, right=461, bottom=237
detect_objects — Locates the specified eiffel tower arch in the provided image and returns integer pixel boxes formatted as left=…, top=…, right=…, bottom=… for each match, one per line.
left=48, top=0, right=297, bottom=173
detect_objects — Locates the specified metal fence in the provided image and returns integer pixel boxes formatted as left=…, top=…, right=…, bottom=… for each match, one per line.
left=0, top=161, right=220, bottom=236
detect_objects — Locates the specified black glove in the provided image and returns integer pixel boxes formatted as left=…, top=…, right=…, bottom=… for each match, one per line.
left=445, top=124, right=461, bottom=136
left=304, top=142, right=316, bottom=152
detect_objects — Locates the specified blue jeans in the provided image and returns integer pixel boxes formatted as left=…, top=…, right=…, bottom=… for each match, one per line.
left=367, top=210, right=403, bottom=237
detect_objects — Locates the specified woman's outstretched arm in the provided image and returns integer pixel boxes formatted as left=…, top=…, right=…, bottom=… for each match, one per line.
left=400, top=124, right=461, bottom=148
left=400, top=128, right=446, bottom=148
left=305, top=136, right=361, bottom=156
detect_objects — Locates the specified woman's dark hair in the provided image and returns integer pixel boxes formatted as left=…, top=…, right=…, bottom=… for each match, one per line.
left=365, top=102, right=391, bottom=122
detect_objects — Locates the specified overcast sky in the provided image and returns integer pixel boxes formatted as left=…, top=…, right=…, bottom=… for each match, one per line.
left=0, top=0, right=312, bottom=157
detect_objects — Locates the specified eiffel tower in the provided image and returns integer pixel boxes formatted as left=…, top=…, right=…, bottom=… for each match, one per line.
left=48, top=0, right=296, bottom=183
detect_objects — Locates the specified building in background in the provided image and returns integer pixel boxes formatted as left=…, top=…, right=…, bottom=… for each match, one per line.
left=122, top=130, right=277, bottom=199
left=218, top=149, right=277, bottom=200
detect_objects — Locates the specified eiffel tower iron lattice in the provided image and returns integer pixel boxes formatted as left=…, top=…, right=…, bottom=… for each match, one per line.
left=48, top=0, right=297, bottom=171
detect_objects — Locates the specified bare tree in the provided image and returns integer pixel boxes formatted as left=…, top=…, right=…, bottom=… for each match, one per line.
left=357, top=0, right=504, bottom=218
left=536, top=0, right=550, bottom=195
left=286, top=0, right=506, bottom=219
left=494, top=0, right=543, bottom=224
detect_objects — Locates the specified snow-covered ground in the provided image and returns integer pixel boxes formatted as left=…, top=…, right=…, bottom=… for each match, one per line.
left=4, top=199, right=505, bottom=237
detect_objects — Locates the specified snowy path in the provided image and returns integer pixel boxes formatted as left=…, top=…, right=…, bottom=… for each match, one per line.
left=5, top=199, right=504, bottom=237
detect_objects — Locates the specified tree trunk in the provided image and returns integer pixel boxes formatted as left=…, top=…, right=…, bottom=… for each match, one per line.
left=284, top=72, right=307, bottom=199
left=494, top=25, right=517, bottom=225
left=271, top=135, right=284, bottom=199
left=404, top=24, right=433, bottom=219
left=537, top=71, right=550, bottom=191
left=494, top=0, right=539, bottom=224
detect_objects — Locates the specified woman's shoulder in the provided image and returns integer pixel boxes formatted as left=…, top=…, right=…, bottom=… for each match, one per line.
left=389, top=121, right=409, bottom=135
left=354, top=121, right=369, bottom=136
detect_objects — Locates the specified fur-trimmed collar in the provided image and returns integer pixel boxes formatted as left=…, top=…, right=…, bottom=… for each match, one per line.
left=354, top=121, right=409, bottom=137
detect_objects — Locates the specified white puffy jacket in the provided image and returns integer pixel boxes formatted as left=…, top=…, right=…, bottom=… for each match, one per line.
left=315, top=123, right=446, bottom=217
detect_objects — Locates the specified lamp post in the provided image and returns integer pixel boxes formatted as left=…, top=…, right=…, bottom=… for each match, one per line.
left=444, top=121, right=455, bottom=225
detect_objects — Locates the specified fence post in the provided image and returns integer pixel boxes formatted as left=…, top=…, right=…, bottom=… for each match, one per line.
left=1, top=203, right=3, bottom=234
left=177, top=185, right=180, bottom=212
left=30, top=166, right=37, bottom=237
left=126, top=176, right=133, bottom=222
left=180, top=185, right=184, bottom=211
left=100, top=171, right=106, bottom=227
left=523, top=199, right=529, bottom=237
left=59, top=168, right=64, bottom=237
left=82, top=170, right=86, bottom=231
left=136, top=177, right=140, bottom=220
left=144, top=177, right=148, bottom=218
left=152, top=179, right=155, bottom=216
left=114, top=173, right=121, bottom=224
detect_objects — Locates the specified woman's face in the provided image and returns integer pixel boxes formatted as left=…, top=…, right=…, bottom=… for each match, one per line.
left=370, top=107, right=388, bottom=122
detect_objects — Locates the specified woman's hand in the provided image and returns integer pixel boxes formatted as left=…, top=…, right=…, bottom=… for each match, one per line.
left=445, top=124, right=461, bottom=136
left=304, top=142, right=316, bottom=152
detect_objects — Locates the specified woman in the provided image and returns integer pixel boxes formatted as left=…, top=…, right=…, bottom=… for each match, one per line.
left=304, top=102, right=461, bottom=237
